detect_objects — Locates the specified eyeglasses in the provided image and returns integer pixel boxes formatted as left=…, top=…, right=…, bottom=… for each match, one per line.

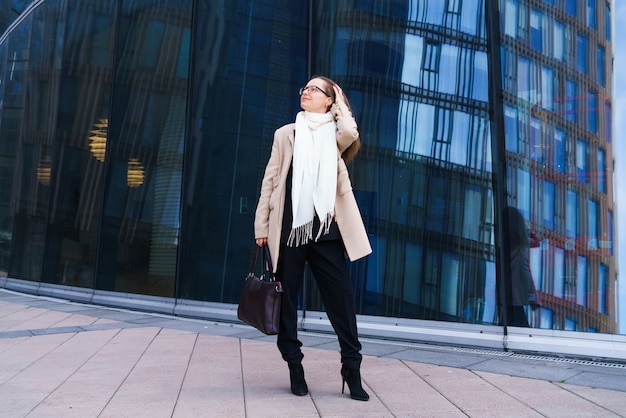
left=299, top=85, right=331, bottom=97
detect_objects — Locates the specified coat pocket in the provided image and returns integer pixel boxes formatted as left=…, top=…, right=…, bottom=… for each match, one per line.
left=268, top=175, right=281, bottom=210
left=337, top=162, right=353, bottom=196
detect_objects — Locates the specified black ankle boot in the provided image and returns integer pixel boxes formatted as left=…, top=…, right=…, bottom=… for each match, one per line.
left=288, top=363, right=308, bottom=396
left=341, top=364, right=369, bottom=401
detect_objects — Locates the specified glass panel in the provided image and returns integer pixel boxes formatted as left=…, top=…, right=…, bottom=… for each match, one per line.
left=517, top=56, right=530, bottom=100
left=554, top=20, right=564, bottom=61
left=95, top=1, right=192, bottom=296
left=597, top=148, right=606, bottom=193
left=530, top=9, right=542, bottom=51
left=565, top=79, right=578, bottom=123
left=554, top=247, right=564, bottom=298
left=178, top=1, right=307, bottom=303
left=543, top=181, right=554, bottom=229
left=577, top=256, right=587, bottom=306
left=605, top=101, right=612, bottom=144
left=599, top=264, right=607, bottom=314
left=504, top=0, right=518, bottom=38
left=597, top=45, right=605, bottom=86
left=587, top=0, right=596, bottom=28
left=577, top=139, right=588, bottom=183
left=0, top=1, right=119, bottom=286
left=439, top=44, right=456, bottom=94
left=472, top=51, right=489, bottom=101
left=576, top=34, right=587, bottom=74
left=566, top=190, right=578, bottom=238
left=541, top=66, right=554, bottom=111
left=312, top=1, right=495, bottom=324
left=605, top=3, right=611, bottom=41
left=554, top=128, right=566, bottom=173
left=607, top=210, right=613, bottom=257
left=0, top=12, right=44, bottom=281
left=566, top=0, right=577, bottom=16
left=0, top=0, right=617, bottom=340
left=588, top=199, right=598, bottom=250
left=504, top=105, right=518, bottom=152
left=588, top=91, right=597, bottom=133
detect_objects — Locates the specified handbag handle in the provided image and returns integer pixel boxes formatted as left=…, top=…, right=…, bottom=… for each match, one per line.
left=249, top=245, right=276, bottom=282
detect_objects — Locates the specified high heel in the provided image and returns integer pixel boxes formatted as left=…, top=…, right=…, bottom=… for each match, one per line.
left=288, top=363, right=308, bottom=396
left=340, top=364, right=369, bottom=401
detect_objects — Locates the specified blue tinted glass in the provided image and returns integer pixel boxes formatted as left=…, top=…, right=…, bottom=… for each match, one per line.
left=461, top=0, right=485, bottom=36
left=541, top=66, right=554, bottom=110
left=566, top=190, right=578, bottom=237
left=598, top=148, right=607, bottom=193
left=427, top=176, right=447, bottom=233
left=577, top=140, right=588, bottom=182
left=530, top=9, right=542, bottom=51
left=504, top=0, right=518, bottom=37
left=176, top=28, right=191, bottom=78
left=608, top=210, right=614, bottom=256
left=554, top=129, right=566, bottom=173
left=599, top=264, right=608, bottom=314
left=0, top=0, right=616, bottom=338
left=518, top=168, right=531, bottom=217
left=605, top=3, right=611, bottom=40
left=554, top=20, right=565, bottom=61
left=565, top=79, right=577, bottom=122
left=517, top=56, right=529, bottom=100
left=138, top=21, right=165, bottom=68
left=179, top=1, right=307, bottom=302
left=530, top=117, right=542, bottom=161
left=597, top=46, right=605, bottom=86
left=605, top=102, right=612, bottom=143
left=588, top=92, right=597, bottom=133
left=554, top=247, right=564, bottom=298
left=576, top=34, right=587, bottom=74
left=473, top=51, right=489, bottom=101
left=587, top=0, right=596, bottom=28
left=566, top=0, right=577, bottom=16
left=543, top=181, right=555, bottom=229
left=439, top=44, right=456, bottom=94
left=577, top=256, right=587, bottom=306
left=588, top=199, right=598, bottom=249
left=504, top=106, right=518, bottom=152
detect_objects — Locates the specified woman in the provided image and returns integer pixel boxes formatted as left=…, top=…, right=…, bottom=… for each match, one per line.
left=254, top=76, right=372, bottom=401
left=505, top=206, right=540, bottom=327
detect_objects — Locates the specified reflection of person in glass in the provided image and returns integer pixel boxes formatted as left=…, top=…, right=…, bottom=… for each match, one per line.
left=254, top=76, right=371, bottom=401
left=505, top=206, right=540, bottom=327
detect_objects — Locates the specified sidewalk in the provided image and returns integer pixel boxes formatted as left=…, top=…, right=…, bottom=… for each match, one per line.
left=1, top=289, right=625, bottom=417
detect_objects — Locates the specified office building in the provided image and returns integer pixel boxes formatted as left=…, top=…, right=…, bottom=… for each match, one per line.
left=0, top=0, right=620, bottom=358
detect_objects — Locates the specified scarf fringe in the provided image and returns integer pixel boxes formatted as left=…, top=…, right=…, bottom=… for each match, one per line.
left=287, top=220, right=313, bottom=247
left=287, top=212, right=335, bottom=247
left=315, top=212, right=334, bottom=241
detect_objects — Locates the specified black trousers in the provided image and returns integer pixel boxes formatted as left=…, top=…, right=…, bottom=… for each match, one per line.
left=276, top=238, right=362, bottom=369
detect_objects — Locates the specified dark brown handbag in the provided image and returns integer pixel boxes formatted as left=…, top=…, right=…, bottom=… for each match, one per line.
left=237, top=245, right=283, bottom=335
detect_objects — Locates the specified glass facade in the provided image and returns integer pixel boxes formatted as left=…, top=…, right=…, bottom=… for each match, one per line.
left=0, top=0, right=619, bottom=347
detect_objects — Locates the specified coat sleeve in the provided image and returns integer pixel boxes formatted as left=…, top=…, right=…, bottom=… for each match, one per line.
left=254, top=131, right=282, bottom=239
left=331, top=102, right=359, bottom=154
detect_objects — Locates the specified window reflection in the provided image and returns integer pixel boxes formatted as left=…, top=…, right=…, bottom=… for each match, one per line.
left=0, top=0, right=616, bottom=336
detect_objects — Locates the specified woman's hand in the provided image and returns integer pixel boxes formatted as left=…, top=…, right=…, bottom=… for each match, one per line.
left=333, top=84, right=345, bottom=107
left=331, top=84, right=347, bottom=119
left=256, top=237, right=267, bottom=247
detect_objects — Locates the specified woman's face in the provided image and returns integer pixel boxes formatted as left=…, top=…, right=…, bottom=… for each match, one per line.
left=299, top=78, right=334, bottom=113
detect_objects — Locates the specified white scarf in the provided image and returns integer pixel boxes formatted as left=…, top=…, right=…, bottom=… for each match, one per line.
left=288, top=110, right=337, bottom=246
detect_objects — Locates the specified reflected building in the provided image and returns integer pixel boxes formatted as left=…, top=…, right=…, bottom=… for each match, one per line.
left=0, top=0, right=618, bottom=355
left=499, top=0, right=615, bottom=332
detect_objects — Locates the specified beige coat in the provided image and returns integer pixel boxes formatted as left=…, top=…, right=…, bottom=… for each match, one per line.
left=254, top=103, right=372, bottom=272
